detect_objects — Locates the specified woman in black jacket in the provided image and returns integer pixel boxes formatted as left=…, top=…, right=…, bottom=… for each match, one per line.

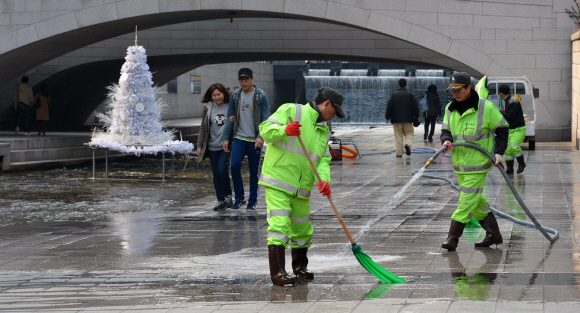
left=424, top=84, right=442, bottom=142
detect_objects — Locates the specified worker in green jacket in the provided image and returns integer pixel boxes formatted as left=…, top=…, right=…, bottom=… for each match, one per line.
left=498, top=84, right=527, bottom=174
left=259, top=86, right=344, bottom=286
left=440, top=72, right=509, bottom=251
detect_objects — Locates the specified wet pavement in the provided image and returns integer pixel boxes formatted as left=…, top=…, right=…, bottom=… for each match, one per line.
left=1, top=125, right=579, bottom=312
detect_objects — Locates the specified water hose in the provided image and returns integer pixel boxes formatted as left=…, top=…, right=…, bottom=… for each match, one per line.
left=420, top=143, right=559, bottom=243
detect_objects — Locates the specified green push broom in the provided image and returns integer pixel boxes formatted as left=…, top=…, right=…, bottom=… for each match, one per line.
left=289, top=117, right=405, bottom=284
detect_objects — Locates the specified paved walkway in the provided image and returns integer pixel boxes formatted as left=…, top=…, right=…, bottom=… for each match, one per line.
left=0, top=126, right=579, bottom=312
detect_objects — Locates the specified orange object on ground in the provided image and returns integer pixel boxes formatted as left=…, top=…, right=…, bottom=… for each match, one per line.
left=342, top=146, right=357, bottom=158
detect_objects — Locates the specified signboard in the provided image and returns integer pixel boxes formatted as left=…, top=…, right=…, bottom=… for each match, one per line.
left=191, top=75, right=201, bottom=94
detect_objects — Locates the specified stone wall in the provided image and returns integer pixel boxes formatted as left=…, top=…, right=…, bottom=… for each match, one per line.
left=159, top=62, right=275, bottom=120
left=573, top=31, right=580, bottom=148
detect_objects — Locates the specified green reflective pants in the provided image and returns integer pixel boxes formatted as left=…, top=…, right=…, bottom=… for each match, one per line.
left=265, top=187, right=313, bottom=249
left=451, top=173, right=490, bottom=224
left=504, top=126, right=526, bottom=161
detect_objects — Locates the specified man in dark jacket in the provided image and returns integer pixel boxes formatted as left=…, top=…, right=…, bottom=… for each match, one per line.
left=498, top=84, right=526, bottom=174
left=424, top=84, right=442, bottom=142
left=385, top=78, right=420, bottom=157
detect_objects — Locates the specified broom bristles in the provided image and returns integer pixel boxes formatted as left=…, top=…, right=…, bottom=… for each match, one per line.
left=352, top=244, right=406, bottom=284
left=465, top=217, right=482, bottom=228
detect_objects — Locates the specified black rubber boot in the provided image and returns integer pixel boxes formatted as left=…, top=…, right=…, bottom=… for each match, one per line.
left=441, top=220, right=466, bottom=251
left=291, top=247, right=314, bottom=281
left=516, top=156, right=526, bottom=174
left=475, top=212, right=503, bottom=248
left=268, top=245, right=295, bottom=286
left=505, top=160, right=514, bottom=174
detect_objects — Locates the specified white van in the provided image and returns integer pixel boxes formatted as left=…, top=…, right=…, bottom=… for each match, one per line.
left=483, top=76, right=537, bottom=150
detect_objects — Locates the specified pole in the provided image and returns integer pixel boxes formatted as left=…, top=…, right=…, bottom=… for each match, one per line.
left=288, top=117, right=355, bottom=244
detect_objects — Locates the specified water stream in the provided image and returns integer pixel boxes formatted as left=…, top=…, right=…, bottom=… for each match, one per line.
left=339, top=167, right=427, bottom=255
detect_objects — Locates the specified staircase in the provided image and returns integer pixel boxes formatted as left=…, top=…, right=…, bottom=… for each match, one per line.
left=0, top=134, right=111, bottom=169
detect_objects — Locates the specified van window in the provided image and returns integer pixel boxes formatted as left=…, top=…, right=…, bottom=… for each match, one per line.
left=515, top=83, right=526, bottom=95
left=487, top=83, right=496, bottom=95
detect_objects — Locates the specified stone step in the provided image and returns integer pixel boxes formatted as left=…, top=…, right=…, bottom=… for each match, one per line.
left=10, top=153, right=125, bottom=169
left=10, top=146, right=104, bottom=163
left=0, top=136, right=90, bottom=150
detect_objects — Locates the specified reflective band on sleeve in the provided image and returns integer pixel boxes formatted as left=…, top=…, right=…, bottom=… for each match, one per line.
left=509, top=142, right=521, bottom=147
left=442, top=123, right=450, bottom=130
left=492, top=118, right=507, bottom=132
left=268, top=232, right=290, bottom=243
left=291, top=238, right=311, bottom=247
left=460, top=186, right=484, bottom=194
left=290, top=215, right=311, bottom=223
left=266, top=118, right=281, bottom=125
left=323, top=150, right=331, bottom=156
left=454, top=162, right=493, bottom=172
left=267, top=210, right=291, bottom=219
left=480, top=204, right=490, bottom=212
left=260, top=174, right=299, bottom=194
left=298, top=189, right=312, bottom=198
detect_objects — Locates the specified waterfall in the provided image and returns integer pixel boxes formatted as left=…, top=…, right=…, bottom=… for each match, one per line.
left=341, top=69, right=368, bottom=76
left=416, top=70, right=444, bottom=77
left=304, top=76, right=454, bottom=124
left=378, top=69, right=406, bottom=77
left=308, top=69, right=330, bottom=76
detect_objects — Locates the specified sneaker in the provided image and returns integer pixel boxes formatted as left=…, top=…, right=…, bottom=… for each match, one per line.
left=224, top=196, right=233, bottom=208
left=213, top=201, right=227, bottom=211
left=15, top=127, right=19, bottom=135
left=231, top=200, right=246, bottom=210
left=405, top=144, right=411, bottom=156
left=246, top=203, right=256, bottom=211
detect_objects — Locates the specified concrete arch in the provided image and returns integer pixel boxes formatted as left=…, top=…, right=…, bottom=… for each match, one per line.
left=0, top=0, right=494, bottom=91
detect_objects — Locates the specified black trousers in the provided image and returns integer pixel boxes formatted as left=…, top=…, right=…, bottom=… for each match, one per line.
left=424, top=113, right=437, bottom=139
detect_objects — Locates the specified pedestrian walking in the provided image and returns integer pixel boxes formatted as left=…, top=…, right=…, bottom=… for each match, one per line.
left=385, top=78, right=420, bottom=157
left=222, top=68, right=270, bottom=211
left=13, top=76, right=34, bottom=135
left=197, top=83, right=233, bottom=211
left=33, top=84, right=50, bottom=136
left=498, top=84, right=526, bottom=174
left=259, top=86, right=344, bottom=285
left=440, top=72, right=509, bottom=251
left=423, top=84, right=442, bottom=142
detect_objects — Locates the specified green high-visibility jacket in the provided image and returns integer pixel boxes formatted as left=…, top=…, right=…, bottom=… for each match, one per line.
left=442, top=97, right=508, bottom=174
left=258, top=103, right=332, bottom=199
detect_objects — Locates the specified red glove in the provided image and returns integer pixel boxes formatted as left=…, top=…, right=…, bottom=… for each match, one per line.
left=443, top=141, right=454, bottom=154
left=317, top=181, right=331, bottom=197
left=285, top=121, right=301, bottom=136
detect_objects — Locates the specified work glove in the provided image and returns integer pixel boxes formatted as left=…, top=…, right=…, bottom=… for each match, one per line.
left=442, top=141, right=454, bottom=154
left=494, top=154, right=504, bottom=168
left=317, top=181, right=331, bottom=197
left=285, top=121, right=302, bottom=136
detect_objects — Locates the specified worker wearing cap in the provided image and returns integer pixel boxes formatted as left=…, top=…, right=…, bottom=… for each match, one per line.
left=259, top=86, right=345, bottom=286
left=498, top=84, right=526, bottom=174
left=440, top=72, right=509, bottom=251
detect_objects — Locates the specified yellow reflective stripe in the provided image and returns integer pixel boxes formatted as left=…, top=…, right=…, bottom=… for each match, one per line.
left=266, top=118, right=281, bottom=125
left=267, top=210, right=291, bottom=218
left=460, top=186, right=484, bottom=194
left=454, top=162, right=493, bottom=172
left=291, top=238, right=311, bottom=247
left=260, top=174, right=299, bottom=194
left=290, top=216, right=311, bottom=223
left=268, top=232, right=289, bottom=243
left=480, top=204, right=490, bottom=212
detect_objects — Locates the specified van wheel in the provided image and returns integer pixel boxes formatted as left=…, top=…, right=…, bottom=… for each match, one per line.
left=529, top=140, right=535, bottom=150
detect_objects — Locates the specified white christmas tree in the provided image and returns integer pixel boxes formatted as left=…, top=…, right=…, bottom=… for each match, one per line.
left=90, top=29, right=193, bottom=156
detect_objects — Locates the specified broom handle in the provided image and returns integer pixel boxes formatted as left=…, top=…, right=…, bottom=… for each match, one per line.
left=289, top=117, right=355, bottom=244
